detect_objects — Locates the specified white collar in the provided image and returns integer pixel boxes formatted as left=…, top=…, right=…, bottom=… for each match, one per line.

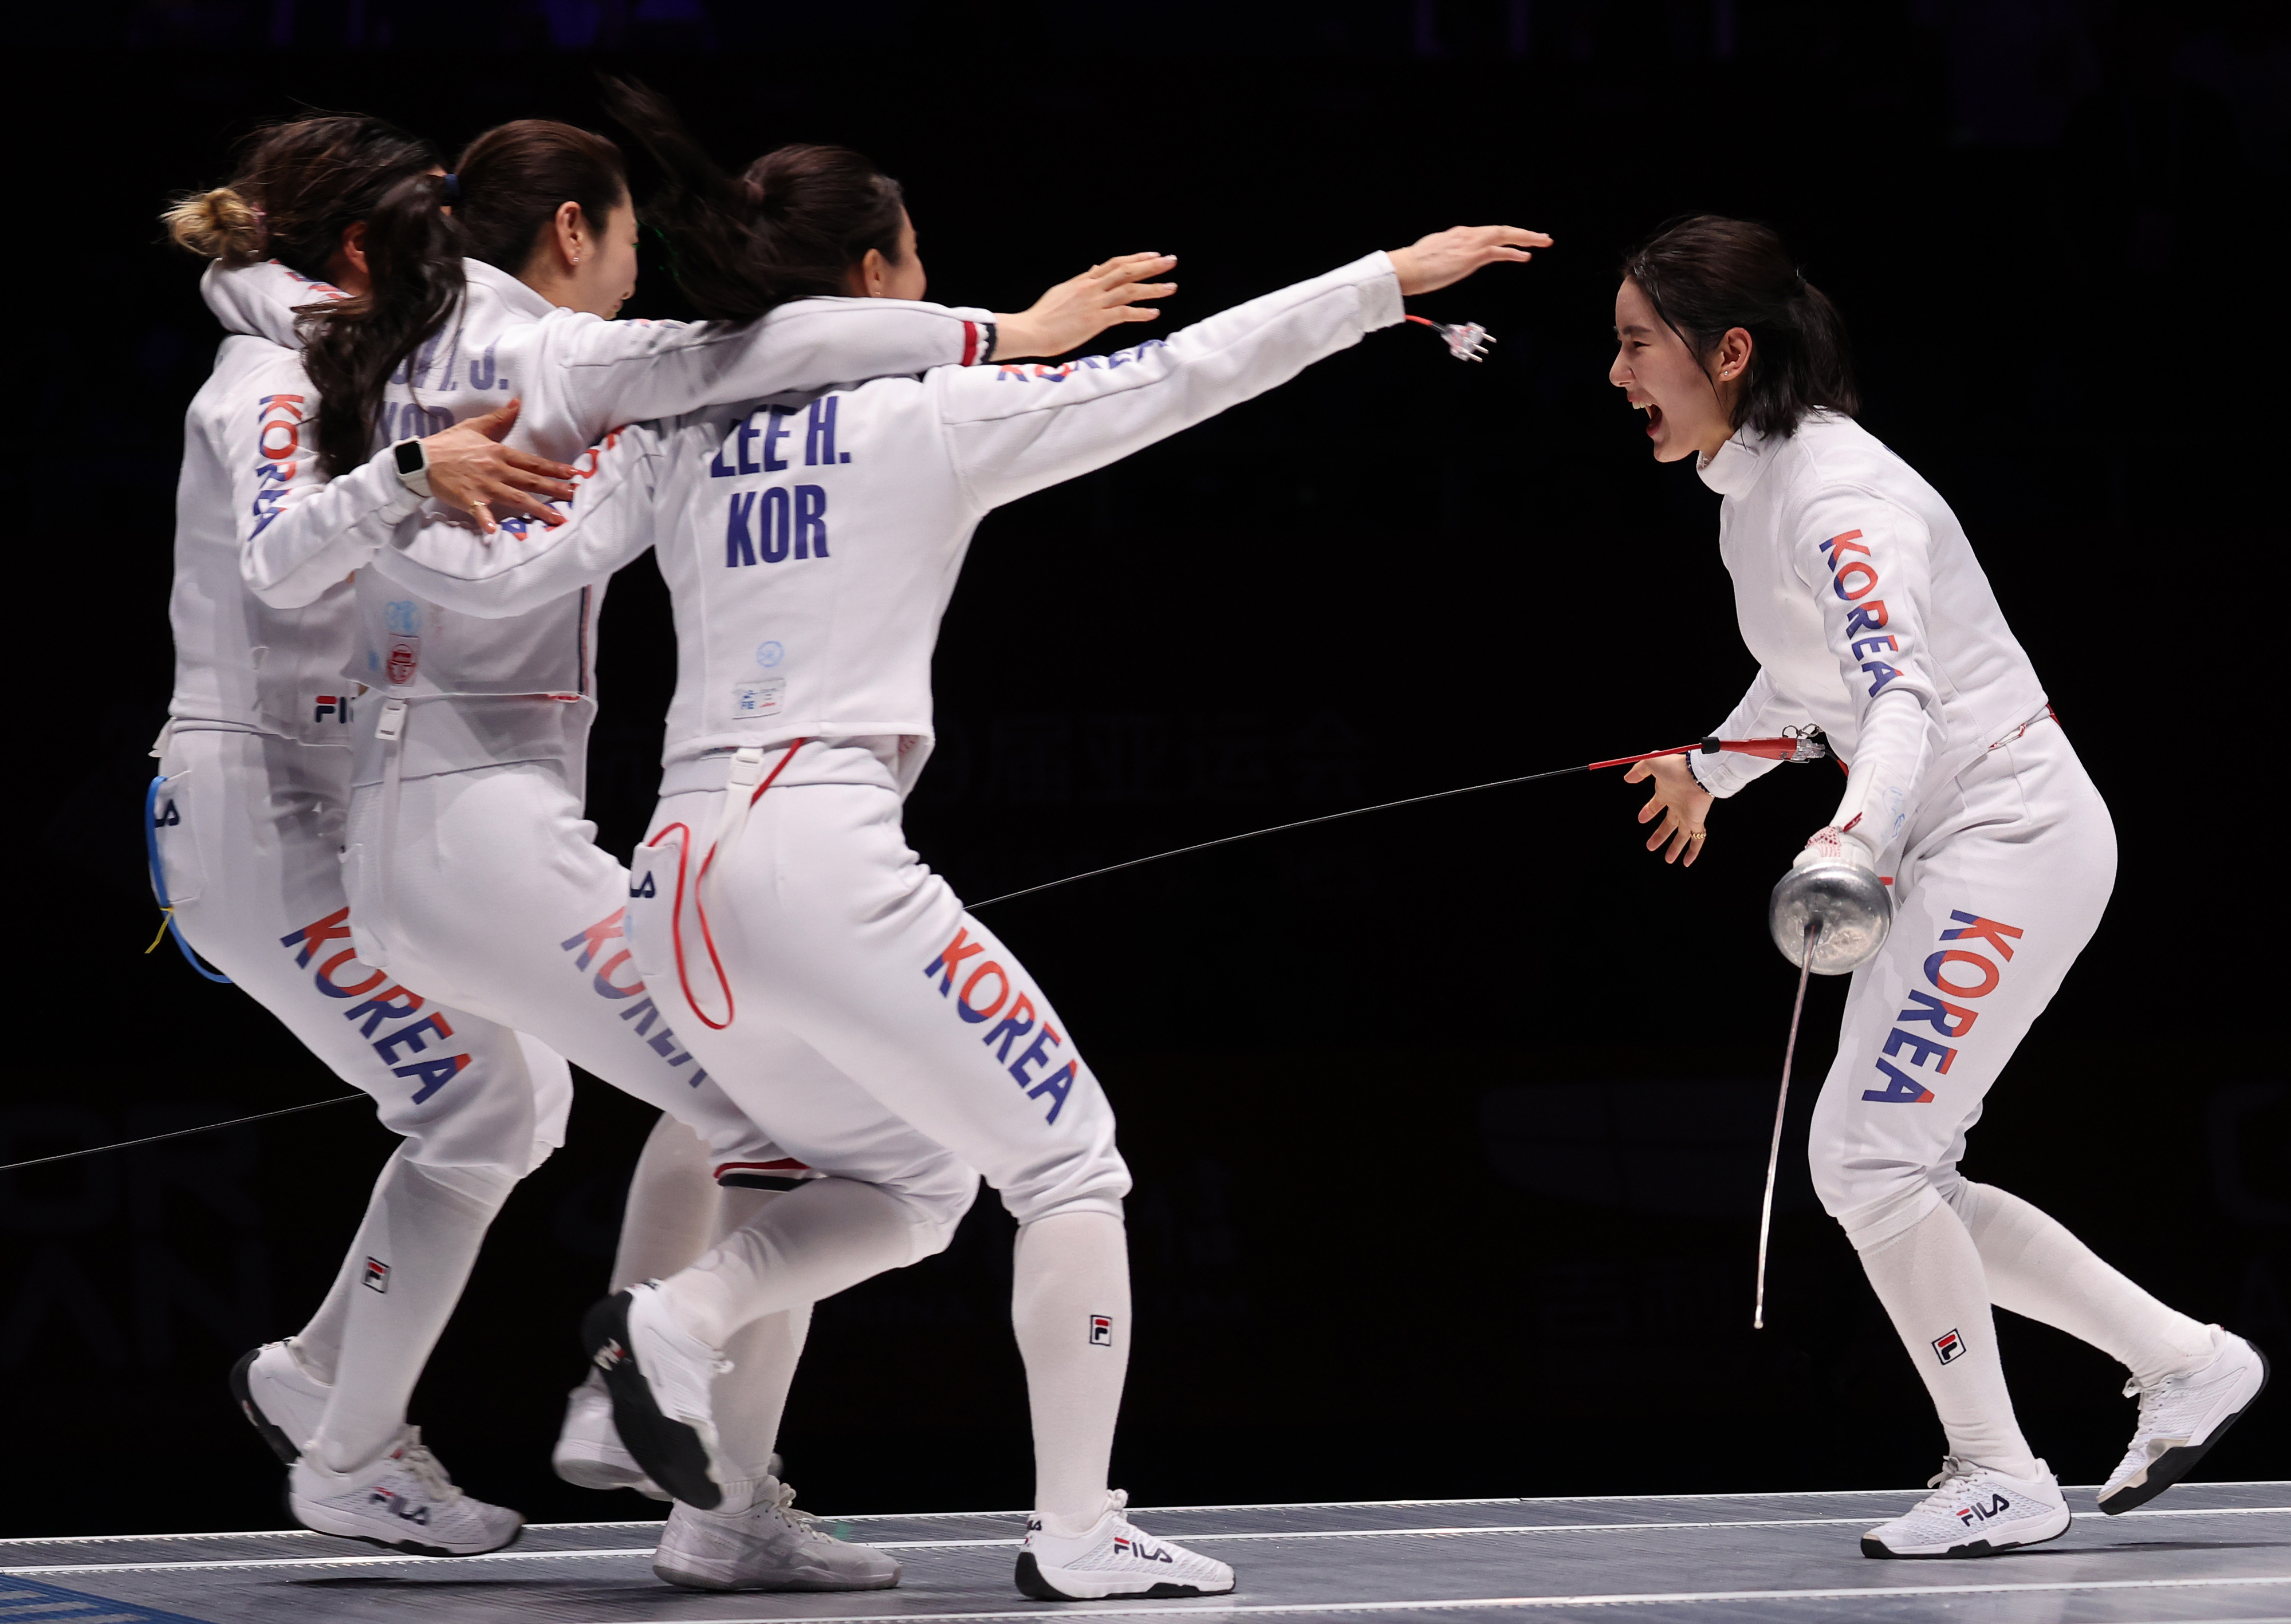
left=464, top=258, right=557, bottom=321
left=1696, top=421, right=1776, bottom=498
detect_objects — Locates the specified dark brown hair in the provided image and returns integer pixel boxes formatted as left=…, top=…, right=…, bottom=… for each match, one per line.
left=603, top=78, right=905, bottom=320
left=298, top=120, right=629, bottom=476
left=164, top=113, right=438, bottom=281
left=1621, top=215, right=1857, bottom=439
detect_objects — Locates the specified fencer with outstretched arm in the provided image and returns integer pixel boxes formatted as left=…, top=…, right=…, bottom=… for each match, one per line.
left=219, top=110, right=1176, bottom=1586
left=1609, top=215, right=2266, bottom=1560
left=367, top=212, right=1545, bottom=1601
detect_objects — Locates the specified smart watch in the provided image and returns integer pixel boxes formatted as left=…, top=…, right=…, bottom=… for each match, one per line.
left=391, top=437, right=432, bottom=499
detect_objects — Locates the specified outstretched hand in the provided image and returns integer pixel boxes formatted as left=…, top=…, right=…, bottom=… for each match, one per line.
left=1624, top=752, right=1714, bottom=867
left=993, top=252, right=1179, bottom=361
left=419, top=399, right=578, bottom=535
left=1386, top=226, right=1551, bottom=296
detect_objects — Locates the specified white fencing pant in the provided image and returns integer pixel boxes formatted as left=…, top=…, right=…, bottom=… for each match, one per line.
left=627, top=742, right=1128, bottom=1230
left=155, top=726, right=569, bottom=1468
left=1808, top=719, right=2207, bottom=1472
left=342, top=759, right=784, bottom=1174
left=1808, top=720, right=2115, bottom=1245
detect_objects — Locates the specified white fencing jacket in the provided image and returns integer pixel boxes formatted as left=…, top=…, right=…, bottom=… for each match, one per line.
left=226, top=259, right=998, bottom=783
left=1686, top=411, right=2049, bottom=858
left=170, top=261, right=365, bottom=744
left=371, top=252, right=1405, bottom=787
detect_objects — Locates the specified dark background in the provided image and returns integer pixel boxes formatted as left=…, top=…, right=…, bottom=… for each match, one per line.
left=3, top=0, right=2284, bottom=1539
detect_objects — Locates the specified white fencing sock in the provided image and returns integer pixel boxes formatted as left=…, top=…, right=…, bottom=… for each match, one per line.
left=309, top=1149, right=516, bottom=1474
left=1947, top=1178, right=2215, bottom=1386
left=699, top=1188, right=814, bottom=1513
left=609, top=1113, right=722, bottom=1294
left=654, top=1176, right=915, bottom=1349
left=1011, top=1210, right=1130, bottom=1531
left=1855, top=1201, right=2038, bottom=1480
left=289, top=1239, right=364, bottom=1386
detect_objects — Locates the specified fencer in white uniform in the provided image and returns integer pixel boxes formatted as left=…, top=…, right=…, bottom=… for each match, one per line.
left=363, top=222, right=1544, bottom=1599
left=1612, top=215, right=2266, bottom=1559
left=236, top=127, right=1183, bottom=1588
left=164, top=139, right=574, bottom=1555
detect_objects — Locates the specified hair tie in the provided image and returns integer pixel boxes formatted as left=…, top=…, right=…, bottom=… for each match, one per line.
left=440, top=172, right=462, bottom=204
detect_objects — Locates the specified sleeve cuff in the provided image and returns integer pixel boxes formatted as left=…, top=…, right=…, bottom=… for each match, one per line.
left=1357, top=252, right=1405, bottom=331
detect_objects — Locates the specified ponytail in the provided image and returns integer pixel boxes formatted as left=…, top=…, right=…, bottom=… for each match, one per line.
left=1620, top=215, right=1858, bottom=439
left=602, top=77, right=896, bottom=320
left=294, top=118, right=629, bottom=476
left=300, top=171, right=464, bottom=478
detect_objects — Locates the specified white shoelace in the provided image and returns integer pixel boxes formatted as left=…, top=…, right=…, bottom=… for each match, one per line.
left=1913, top=1455, right=1982, bottom=1512
left=394, top=1430, right=466, bottom=1505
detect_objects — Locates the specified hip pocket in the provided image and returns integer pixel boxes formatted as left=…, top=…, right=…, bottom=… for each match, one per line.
left=625, top=839, right=678, bottom=984
left=147, top=768, right=206, bottom=907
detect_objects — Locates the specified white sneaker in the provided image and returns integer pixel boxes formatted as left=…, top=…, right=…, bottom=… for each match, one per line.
left=289, top=1429, right=523, bottom=1556
left=653, top=1479, right=901, bottom=1591
left=1861, top=1458, right=2071, bottom=1559
left=553, top=1370, right=668, bottom=1500
left=230, top=1341, right=330, bottom=1464
left=582, top=1284, right=730, bottom=1509
left=1015, top=1490, right=1235, bottom=1599
left=2100, top=1328, right=2270, bottom=1514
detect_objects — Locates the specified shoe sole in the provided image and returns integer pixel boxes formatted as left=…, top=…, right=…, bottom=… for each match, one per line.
left=290, top=1490, right=526, bottom=1559
left=553, top=1444, right=668, bottom=1500
left=581, top=1292, right=722, bottom=1511
left=1014, top=1552, right=1235, bottom=1600
left=2100, top=1349, right=2272, bottom=1516
left=230, top=1348, right=301, bottom=1465
left=1861, top=1511, right=2072, bottom=1560
left=653, top=1558, right=902, bottom=1593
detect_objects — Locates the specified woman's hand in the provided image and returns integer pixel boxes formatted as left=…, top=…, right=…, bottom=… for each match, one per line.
left=1386, top=225, right=1551, bottom=295
left=1624, top=752, right=1714, bottom=866
left=992, top=253, right=1178, bottom=361
left=419, top=399, right=578, bottom=535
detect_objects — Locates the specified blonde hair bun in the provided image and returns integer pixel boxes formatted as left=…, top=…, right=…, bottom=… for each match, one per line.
left=164, top=186, right=265, bottom=265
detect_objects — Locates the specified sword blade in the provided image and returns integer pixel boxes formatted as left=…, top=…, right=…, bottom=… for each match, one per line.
left=1754, top=918, right=1820, bottom=1330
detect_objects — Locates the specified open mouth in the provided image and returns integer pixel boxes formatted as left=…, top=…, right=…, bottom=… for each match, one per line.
left=1639, top=400, right=1664, bottom=437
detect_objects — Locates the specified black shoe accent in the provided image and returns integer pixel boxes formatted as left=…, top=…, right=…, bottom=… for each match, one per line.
left=230, top=1346, right=301, bottom=1464
left=1013, top=1551, right=1229, bottom=1599
left=581, top=1292, right=721, bottom=1511
left=1861, top=1524, right=2066, bottom=1560
left=1014, top=1552, right=1058, bottom=1600
left=2100, top=1347, right=2270, bottom=1515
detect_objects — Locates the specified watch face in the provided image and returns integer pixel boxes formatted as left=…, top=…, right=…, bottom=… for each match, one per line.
left=395, top=440, right=424, bottom=474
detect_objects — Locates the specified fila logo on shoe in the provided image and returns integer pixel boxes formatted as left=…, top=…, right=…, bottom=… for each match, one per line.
left=369, top=1487, right=432, bottom=1527
left=1864, top=909, right=2025, bottom=1104
left=1113, top=1535, right=1174, bottom=1564
left=1931, top=1329, right=1965, bottom=1365
left=1955, top=1493, right=2011, bottom=1528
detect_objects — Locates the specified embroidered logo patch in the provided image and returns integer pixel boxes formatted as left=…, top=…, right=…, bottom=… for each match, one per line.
left=1932, top=1328, right=1965, bottom=1365
left=1089, top=1314, right=1113, bottom=1347
left=363, top=1258, right=390, bottom=1294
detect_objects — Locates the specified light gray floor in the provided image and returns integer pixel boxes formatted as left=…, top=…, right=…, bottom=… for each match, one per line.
left=3, top=1482, right=2285, bottom=1624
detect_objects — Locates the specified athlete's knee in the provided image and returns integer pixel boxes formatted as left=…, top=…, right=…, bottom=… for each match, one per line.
left=894, top=1161, right=981, bottom=1260
left=1808, top=1135, right=1952, bottom=1254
